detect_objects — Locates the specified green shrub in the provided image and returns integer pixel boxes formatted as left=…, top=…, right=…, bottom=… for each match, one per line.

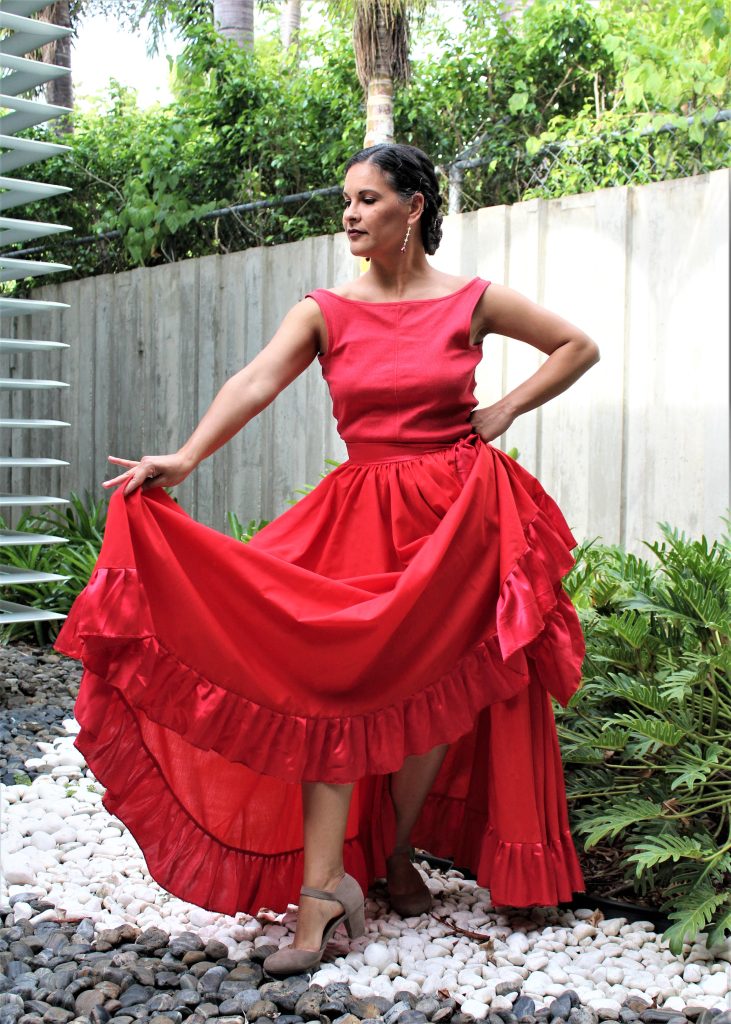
left=559, top=521, right=731, bottom=952
left=0, top=493, right=107, bottom=645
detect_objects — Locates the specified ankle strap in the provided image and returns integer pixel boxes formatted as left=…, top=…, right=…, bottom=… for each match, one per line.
left=300, top=884, right=339, bottom=901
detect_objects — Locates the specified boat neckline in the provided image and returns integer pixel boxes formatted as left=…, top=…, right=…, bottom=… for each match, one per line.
left=317, top=277, right=480, bottom=306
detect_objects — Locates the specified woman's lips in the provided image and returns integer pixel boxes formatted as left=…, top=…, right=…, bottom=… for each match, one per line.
left=348, top=230, right=366, bottom=237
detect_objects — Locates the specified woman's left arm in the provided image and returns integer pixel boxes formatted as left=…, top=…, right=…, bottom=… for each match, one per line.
left=470, top=283, right=601, bottom=443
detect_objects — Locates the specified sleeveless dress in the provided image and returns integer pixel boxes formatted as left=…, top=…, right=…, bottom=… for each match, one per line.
left=54, top=276, right=586, bottom=916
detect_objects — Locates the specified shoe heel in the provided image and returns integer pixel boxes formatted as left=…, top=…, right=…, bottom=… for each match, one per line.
left=344, top=903, right=365, bottom=938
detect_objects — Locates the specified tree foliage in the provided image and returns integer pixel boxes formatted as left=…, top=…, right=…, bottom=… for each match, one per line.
left=12, top=0, right=730, bottom=278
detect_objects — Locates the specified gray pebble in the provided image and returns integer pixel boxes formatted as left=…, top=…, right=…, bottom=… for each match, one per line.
left=550, top=997, right=573, bottom=1021
left=199, top=967, right=230, bottom=994
left=174, top=992, right=202, bottom=1009
left=45, top=992, right=75, bottom=1012
left=73, top=992, right=105, bottom=1016
left=346, top=997, right=392, bottom=1020
left=320, top=1003, right=347, bottom=1021
left=570, top=1010, right=598, bottom=1024
left=514, top=998, right=537, bottom=1022
left=258, top=978, right=309, bottom=1013
left=384, top=1006, right=410, bottom=1024
left=496, top=982, right=522, bottom=999
left=414, top=999, right=440, bottom=1020
left=155, top=972, right=184, bottom=990
left=117, top=985, right=157, bottom=1007
left=169, top=934, right=205, bottom=958
left=148, top=995, right=177, bottom=1013
left=295, top=990, right=324, bottom=1020
left=203, top=941, right=229, bottom=962
left=41, top=1011, right=74, bottom=1024
left=247, top=1001, right=278, bottom=1020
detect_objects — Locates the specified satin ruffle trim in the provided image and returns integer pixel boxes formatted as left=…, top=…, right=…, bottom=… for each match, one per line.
left=414, top=792, right=585, bottom=907
left=73, top=685, right=369, bottom=916
left=56, top=489, right=584, bottom=785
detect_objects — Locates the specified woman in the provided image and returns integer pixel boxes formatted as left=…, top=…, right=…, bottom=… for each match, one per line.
left=55, top=143, right=600, bottom=977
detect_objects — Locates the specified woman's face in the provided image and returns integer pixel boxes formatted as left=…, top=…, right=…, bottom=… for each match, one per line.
left=341, top=161, right=419, bottom=259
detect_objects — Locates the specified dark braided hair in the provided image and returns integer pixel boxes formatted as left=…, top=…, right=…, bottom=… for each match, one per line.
left=343, top=143, right=444, bottom=255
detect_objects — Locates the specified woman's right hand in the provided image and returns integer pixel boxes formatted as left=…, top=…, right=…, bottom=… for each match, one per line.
left=103, top=452, right=196, bottom=496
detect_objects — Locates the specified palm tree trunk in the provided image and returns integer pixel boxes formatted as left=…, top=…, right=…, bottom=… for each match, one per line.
left=213, top=0, right=254, bottom=50
left=39, top=0, right=74, bottom=127
left=363, top=0, right=394, bottom=146
left=281, top=0, right=301, bottom=52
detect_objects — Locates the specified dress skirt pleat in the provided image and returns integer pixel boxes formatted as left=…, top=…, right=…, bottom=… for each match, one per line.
left=56, top=430, right=586, bottom=914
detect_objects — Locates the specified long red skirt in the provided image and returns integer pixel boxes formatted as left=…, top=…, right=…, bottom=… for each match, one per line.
left=54, top=433, right=585, bottom=915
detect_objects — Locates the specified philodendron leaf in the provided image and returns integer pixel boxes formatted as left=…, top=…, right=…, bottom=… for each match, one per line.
left=662, top=883, right=730, bottom=955
left=706, top=900, right=731, bottom=950
left=580, top=799, right=662, bottom=848
left=628, top=833, right=707, bottom=876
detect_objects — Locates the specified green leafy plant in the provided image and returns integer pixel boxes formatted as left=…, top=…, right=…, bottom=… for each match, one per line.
left=9, top=0, right=728, bottom=288
left=0, top=493, right=107, bottom=645
left=227, top=511, right=271, bottom=543
left=559, top=521, right=731, bottom=952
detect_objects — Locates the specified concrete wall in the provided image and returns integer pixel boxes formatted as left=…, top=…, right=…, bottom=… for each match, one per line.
left=2, top=169, right=728, bottom=550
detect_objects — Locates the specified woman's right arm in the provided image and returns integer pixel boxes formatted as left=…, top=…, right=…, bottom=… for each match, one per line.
left=106, top=297, right=323, bottom=495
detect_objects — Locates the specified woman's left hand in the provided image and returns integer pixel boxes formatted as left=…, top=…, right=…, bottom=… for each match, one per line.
left=470, top=401, right=517, bottom=443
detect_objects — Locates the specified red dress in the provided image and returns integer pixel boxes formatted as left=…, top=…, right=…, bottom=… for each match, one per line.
left=54, top=276, right=586, bottom=915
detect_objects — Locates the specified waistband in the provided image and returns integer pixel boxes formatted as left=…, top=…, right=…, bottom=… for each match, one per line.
left=345, top=432, right=480, bottom=465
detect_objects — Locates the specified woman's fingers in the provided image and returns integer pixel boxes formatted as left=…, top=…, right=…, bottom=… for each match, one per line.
left=103, top=455, right=160, bottom=494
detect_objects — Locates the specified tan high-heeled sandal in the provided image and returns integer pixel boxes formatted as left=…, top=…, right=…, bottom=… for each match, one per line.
left=262, top=872, right=366, bottom=976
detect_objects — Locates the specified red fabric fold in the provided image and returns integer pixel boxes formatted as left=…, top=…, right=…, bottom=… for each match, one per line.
left=55, top=435, right=586, bottom=912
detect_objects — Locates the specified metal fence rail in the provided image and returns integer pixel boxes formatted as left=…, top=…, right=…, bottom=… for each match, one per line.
left=3, top=110, right=729, bottom=278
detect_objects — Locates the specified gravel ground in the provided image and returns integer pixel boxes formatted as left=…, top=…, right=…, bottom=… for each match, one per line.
left=2, top=643, right=731, bottom=1024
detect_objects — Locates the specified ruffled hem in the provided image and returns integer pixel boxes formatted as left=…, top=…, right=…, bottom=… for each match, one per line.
left=58, top=581, right=579, bottom=786
left=480, top=824, right=585, bottom=907
left=73, top=684, right=369, bottom=915
left=55, top=438, right=585, bottom=785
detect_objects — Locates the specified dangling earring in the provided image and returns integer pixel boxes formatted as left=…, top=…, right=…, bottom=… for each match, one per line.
left=400, top=225, right=411, bottom=254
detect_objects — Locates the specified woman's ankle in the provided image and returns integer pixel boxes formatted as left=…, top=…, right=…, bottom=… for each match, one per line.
left=302, top=868, right=346, bottom=891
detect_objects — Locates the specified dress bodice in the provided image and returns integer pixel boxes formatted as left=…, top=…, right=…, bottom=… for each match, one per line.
left=305, top=277, right=491, bottom=445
